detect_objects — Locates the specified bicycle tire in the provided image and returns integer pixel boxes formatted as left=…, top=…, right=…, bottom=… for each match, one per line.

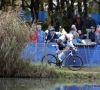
left=41, top=54, right=58, bottom=66
left=66, top=55, right=84, bottom=71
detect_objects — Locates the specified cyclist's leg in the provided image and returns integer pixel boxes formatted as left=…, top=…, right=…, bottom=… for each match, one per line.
left=58, top=46, right=69, bottom=61
left=57, top=39, right=69, bottom=62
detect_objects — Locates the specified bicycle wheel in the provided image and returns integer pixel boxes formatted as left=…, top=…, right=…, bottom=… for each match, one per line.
left=66, top=55, right=84, bottom=71
left=41, top=54, right=58, bottom=66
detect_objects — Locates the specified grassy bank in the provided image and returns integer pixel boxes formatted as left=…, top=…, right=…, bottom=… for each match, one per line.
left=1, top=61, right=100, bottom=79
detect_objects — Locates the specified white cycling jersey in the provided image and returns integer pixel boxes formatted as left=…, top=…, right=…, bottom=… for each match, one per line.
left=59, top=33, right=74, bottom=48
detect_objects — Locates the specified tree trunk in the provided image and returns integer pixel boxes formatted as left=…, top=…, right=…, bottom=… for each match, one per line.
left=56, top=0, right=60, bottom=11
left=0, top=0, right=5, bottom=10
left=30, top=0, right=34, bottom=22
left=71, top=0, right=74, bottom=13
left=40, top=1, right=44, bottom=11
left=83, top=0, right=87, bottom=32
left=61, top=0, right=65, bottom=18
left=34, top=0, right=39, bottom=21
left=61, top=0, right=64, bottom=10
left=78, top=0, right=82, bottom=14
left=22, top=0, right=25, bottom=10
left=48, top=0, right=53, bottom=25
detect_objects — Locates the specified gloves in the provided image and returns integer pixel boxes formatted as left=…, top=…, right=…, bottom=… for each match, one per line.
left=72, top=47, right=77, bottom=52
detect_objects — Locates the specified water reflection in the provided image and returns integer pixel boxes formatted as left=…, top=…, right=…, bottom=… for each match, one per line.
left=55, top=85, right=100, bottom=90
left=0, top=78, right=100, bottom=90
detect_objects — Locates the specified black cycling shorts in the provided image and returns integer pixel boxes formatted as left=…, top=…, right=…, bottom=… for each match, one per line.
left=57, top=39, right=66, bottom=50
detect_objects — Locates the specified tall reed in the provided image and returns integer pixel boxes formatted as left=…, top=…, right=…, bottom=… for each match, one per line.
left=0, top=12, right=30, bottom=77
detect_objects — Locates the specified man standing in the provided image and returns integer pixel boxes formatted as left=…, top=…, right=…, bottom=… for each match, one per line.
left=72, top=14, right=83, bottom=31
left=37, top=25, right=45, bottom=43
left=89, top=26, right=96, bottom=42
left=86, top=14, right=96, bottom=39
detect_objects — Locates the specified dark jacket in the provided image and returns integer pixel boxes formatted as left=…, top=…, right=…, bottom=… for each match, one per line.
left=47, top=32, right=59, bottom=43
left=79, top=34, right=86, bottom=39
left=89, top=31, right=95, bottom=42
left=72, top=18, right=83, bottom=30
left=86, top=19, right=96, bottom=29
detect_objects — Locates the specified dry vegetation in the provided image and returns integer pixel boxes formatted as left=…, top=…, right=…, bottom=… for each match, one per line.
left=0, top=12, right=31, bottom=77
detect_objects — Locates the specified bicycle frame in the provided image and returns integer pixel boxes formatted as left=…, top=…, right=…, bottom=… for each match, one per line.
left=52, top=44, right=75, bottom=63
left=62, top=50, right=74, bottom=62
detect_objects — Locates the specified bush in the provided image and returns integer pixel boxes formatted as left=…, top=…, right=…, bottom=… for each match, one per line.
left=0, top=12, right=31, bottom=77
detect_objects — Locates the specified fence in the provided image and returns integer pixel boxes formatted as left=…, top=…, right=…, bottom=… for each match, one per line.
left=22, top=43, right=100, bottom=67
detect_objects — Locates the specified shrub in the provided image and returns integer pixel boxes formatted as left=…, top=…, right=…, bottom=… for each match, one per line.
left=0, top=12, right=30, bottom=77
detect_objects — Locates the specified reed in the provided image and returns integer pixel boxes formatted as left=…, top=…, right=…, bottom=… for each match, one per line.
left=0, top=12, right=30, bottom=77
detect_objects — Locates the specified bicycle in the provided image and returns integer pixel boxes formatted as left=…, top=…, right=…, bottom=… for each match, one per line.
left=41, top=43, right=84, bottom=71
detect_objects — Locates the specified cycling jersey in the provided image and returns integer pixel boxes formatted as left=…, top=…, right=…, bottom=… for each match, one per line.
left=57, top=33, right=74, bottom=50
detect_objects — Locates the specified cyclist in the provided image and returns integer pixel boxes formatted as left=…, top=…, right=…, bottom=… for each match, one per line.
left=57, top=30, right=79, bottom=65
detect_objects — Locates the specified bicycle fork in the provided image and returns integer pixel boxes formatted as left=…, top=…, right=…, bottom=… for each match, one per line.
left=70, top=52, right=76, bottom=64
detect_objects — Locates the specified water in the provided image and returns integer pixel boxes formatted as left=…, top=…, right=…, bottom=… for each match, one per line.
left=0, top=78, right=100, bottom=90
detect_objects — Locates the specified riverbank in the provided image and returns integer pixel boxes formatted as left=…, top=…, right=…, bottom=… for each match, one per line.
left=1, top=62, right=100, bottom=79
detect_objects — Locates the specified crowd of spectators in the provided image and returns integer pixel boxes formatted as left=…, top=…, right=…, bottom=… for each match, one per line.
left=30, top=14, right=100, bottom=45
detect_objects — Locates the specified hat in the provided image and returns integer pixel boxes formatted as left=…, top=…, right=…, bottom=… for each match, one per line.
left=59, top=26, right=63, bottom=29
left=91, top=26, right=95, bottom=29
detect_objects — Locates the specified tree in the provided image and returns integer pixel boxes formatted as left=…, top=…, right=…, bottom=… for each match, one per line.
left=93, top=0, right=100, bottom=13
left=93, top=0, right=100, bottom=4
left=48, top=0, right=53, bottom=25
left=0, top=0, right=6, bottom=10
left=78, top=0, right=82, bottom=14
left=82, top=0, right=88, bottom=31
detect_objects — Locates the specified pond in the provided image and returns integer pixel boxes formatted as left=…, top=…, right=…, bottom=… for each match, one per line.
left=0, top=78, right=100, bottom=90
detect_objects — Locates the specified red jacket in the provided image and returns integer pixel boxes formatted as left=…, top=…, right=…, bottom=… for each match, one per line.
left=30, top=31, right=38, bottom=43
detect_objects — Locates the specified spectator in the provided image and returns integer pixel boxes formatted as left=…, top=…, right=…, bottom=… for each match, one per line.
left=78, top=30, right=86, bottom=39
left=95, top=27, right=100, bottom=45
left=70, top=28, right=86, bottom=44
left=97, top=22, right=100, bottom=28
left=86, top=14, right=96, bottom=39
left=45, top=25, right=54, bottom=42
left=69, top=27, right=76, bottom=34
left=89, top=26, right=95, bottom=42
left=47, top=28, right=59, bottom=43
left=37, top=25, right=45, bottom=43
left=59, top=26, right=67, bottom=34
left=30, top=24, right=38, bottom=43
left=71, top=25, right=77, bottom=32
left=72, top=14, right=83, bottom=30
